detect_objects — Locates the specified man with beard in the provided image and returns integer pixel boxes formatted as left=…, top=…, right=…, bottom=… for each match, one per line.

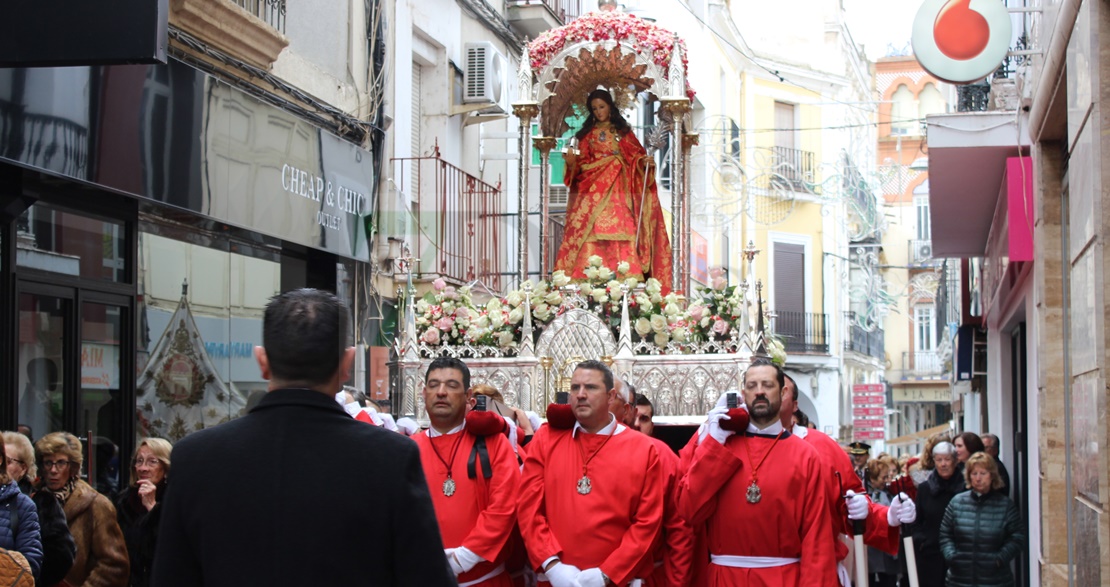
left=780, top=375, right=913, bottom=586
left=414, top=357, right=521, bottom=586
left=518, top=361, right=663, bottom=587
left=677, top=358, right=836, bottom=586
left=612, top=379, right=694, bottom=587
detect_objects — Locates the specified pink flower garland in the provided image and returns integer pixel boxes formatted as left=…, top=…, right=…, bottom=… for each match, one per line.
left=529, top=10, right=696, bottom=101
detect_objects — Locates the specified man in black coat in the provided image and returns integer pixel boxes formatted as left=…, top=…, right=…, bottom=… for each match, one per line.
left=151, top=289, right=455, bottom=587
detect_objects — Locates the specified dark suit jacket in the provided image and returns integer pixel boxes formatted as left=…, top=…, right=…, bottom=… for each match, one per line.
left=151, top=388, right=456, bottom=587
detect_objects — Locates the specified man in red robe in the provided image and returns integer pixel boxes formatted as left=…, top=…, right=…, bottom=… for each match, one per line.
left=779, top=375, right=915, bottom=586
left=519, top=360, right=664, bottom=587
left=415, top=357, right=521, bottom=587
left=676, top=358, right=838, bottom=587
left=613, top=379, right=694, bottom=587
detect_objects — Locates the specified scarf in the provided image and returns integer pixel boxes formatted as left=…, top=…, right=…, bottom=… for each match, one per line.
left=51, top=477, right=78, bottom=503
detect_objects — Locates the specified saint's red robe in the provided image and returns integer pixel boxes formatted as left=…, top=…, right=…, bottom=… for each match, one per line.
left=646, top=436, right=695, bottom=587
left=518, top=424, right=664, bottom=585
left=677, top=432, right=838, bottom=587
left=415, top=429, right=520, bottom=587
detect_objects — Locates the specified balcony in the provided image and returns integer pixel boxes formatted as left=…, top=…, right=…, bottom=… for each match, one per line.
left=909, top=238, right=935, bottom=265
left=902, top=351, right=944, bottom=378
left=232, top=0, right=286, bottom=34
left=845, top=313, right=884, bottom=361
left=392, top=152, right=504, bottom=291
left=170, top=0, right=289, bottom=68
left=772, top=311, right=829, bottom=354
left=507, top=0, right=582, bottom=38
left=759, top=146, right=818, bottom=194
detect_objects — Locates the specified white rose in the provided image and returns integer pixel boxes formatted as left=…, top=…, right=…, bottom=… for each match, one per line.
left=597, top=267, right=614, bottom=281
left=584, top=266, right=599, bottom=280
left=650, top=292, right=663, bottom=304
left=508, top=307, right=524, bottom=324
left=552, top=270, right=571, bottom=288
left=506, top=290, right=524, bottom=307
left=476, top=315, right=490, bottom=329
left=650, top=314, right=668, bottom=333
left=701, top=316, right=711, bottom=328
left=489, top=310, right=506, bottom=328
left=635, top=317, right=653, bottom=336
left=606, top=279, right=622, bottom=292
left=645, top=278, right=662, bottom=294
left=624, top=277, right=640, bottom=289
left=487, top=298, right=502, bottom=312
left=498, top=330, right=515, bottom=347
left=672, top=327, right=690, bottom=343
left=654, top=332, right=670, bottom=347
left=533, top=302, right=549, bottom=316
left=591, top=289, right=608, bottom=304
left=545, top=291, right=563, bottom=306
left=579, top=283, right=594, bottom=297
left=416, top=299, right=430, bottom=314
left=664, top=302, right=680, bottom=316
left=588, top=255, right=604, bottom=267
left=617, top=261, right=630, bottom=275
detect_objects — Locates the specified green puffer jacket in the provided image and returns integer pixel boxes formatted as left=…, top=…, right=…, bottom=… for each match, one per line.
left=938, top=489, right=1025, bottom=587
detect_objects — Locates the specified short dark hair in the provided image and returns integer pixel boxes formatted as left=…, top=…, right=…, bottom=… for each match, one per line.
left=575, top=360, right=614, bottom=392
left=957, top=431, right=986, bottom=455
left=743, top=357, right=785, bottom=389
left=782, top=374, right=797, bottom=401
left=793, top=409, right=810, bottom=427
left=426, top=356, right=471, bottom=391
left=263, top=289, right=349, bottom=385
left=635, top=394, right=653, bottom=409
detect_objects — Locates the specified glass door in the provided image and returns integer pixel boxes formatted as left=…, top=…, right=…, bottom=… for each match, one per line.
left=81, top=300, right=126, bottom=496
left=17, top=290, right=70, bottom=440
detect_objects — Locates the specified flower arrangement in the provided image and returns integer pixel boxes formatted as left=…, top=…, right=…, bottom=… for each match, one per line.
left=528, top=10, right=696, bottom=102
left=685, top=267, right=746, bottom=344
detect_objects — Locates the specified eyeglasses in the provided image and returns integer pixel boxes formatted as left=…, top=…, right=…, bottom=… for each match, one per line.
left=42, top=460, right=71, bottom=470
left=134, top=459, right=162, bottom=468
left=5, top=457, right=24, bottom=466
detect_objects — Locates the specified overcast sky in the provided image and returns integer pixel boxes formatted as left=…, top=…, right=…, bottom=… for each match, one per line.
left=843, top=0, right=922, bottom=60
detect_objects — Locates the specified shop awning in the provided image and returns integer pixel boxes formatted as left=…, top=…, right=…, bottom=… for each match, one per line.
left=885, top=423, right=953, bottom=447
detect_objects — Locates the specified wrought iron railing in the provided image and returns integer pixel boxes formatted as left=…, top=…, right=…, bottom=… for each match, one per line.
left=956, top=83, right=990, bottom=112
left=765, top=146, right=817, bottom=193
left=0, top=99, right=88, bottom=177
left=233, top=0, right=286, bottom=34
left=845, top=312, right=884, bottom=360
left=772, top=311, right=829, bottom=354
left=903, top=350, right=943, bottom=375
left=392, top=151, right=504, bottom=290
left=507, top=0, right=582, bottom=24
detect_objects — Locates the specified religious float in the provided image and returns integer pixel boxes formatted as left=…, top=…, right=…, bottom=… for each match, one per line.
left=391, top=4, right=784, bottom=425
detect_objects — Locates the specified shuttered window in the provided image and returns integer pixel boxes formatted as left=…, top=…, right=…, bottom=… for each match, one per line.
left=773, top=242, right=805, bottom=313
left=774, top=102, right=795, bottom=150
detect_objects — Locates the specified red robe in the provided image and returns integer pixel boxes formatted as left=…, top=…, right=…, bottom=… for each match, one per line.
left=646, top=437, right=695, bottom=587
left=518, top=423, right=664, bottom=585
left=677, top=431, right=837, bottom=587
left=415, top=429, right=520, bottom=587
left=796, top=427, right=900, bottom=562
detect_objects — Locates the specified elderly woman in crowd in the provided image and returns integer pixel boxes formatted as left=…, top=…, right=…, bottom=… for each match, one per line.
left=35, top=432, right=128, bottom=587
left=866, top=455, right=901, bottom=587
left=939, top=452, right=1025, bottom=587
left=909, top=440, right=966, bottom=587
left=4, top=431, right=75, bottom=586
left=0, top=434, right=42, bottom=578
left=953, top=431, right=986, bottom=465
left=115, top=438, right=171, bottom=587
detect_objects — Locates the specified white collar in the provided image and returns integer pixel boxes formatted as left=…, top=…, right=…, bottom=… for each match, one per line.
left=792, top=424, right=809, bottom=439
left=427, top=421, right=466, bottom=438
left=746, top=420, right=785, bottom=435
left=573, top=413, right=622, bottom=437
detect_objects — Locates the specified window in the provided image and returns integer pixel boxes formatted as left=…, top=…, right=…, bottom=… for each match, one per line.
left=890, top=85, right=915, bottom=136
left=915, top=196, right=931, bottom=241
left=774, top=102, right=795, bottom=150
left=915, top=305, right=936, bottom=352
left=773, top=242, right=805, bottom=314
left=918, top=83, right=947, bottom=119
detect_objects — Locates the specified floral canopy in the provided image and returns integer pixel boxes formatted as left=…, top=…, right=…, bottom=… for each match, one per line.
left=527, top=8, right=695, bottom=137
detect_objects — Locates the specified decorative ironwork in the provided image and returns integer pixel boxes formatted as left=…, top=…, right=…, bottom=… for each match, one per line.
left=771, top=311, right=829, bottom=354
left=845, top=312, right=885, bottom=361
left=957, top=83, right=991, bottom=112
left=232, top=0, right=286, bottom=34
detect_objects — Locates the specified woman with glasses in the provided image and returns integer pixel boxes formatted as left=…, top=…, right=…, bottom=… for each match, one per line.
left=0, top=433, right=42, bottom=579
left=114, top=438, right=171, bottom=587
left=35, top=432, right=128, bottom=587
left=3, top=431, right=75, bottom=587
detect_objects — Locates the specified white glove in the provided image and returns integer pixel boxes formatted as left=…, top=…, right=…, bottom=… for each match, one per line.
left=545, top=562, right=582, bottom=587
left=888, top=492, right=916, bottom=526
left=577, top=568, right=606, bottom=587
left=453, top=546, right=483, bottom=574
left=837, top=562, right=851, bottom=587
left=445, top=548, right=464, bottom=575
left=705, top=406, right=735, bottom=445
left=846, top=490, right=869, bottom=521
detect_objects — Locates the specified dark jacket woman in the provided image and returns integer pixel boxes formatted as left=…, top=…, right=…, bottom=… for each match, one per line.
left=909, top=464, right=966, bottom=587
left=115, top=481, right=166, bottom=587
left=0, top=480, right=42, bottom=577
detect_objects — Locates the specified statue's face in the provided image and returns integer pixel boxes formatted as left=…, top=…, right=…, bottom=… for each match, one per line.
left=590, top=98, right=611, bottom=123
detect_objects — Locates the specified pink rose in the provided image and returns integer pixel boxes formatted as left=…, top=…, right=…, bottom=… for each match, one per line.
left=712, top=319, right=730, bottom=335
left=433, top=278, right=446, bottom=291
left=435, top=317, right=454, bottom=331
left=421, top=328, right=441, bottom=345
left=709, top=266, right=724, bottom=279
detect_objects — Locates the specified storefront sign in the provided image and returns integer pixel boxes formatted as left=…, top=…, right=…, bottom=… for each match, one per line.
left=81, top=342, right=120, bottom=390
left=911, top=0, right=1012, bottom=84
left=894, top=387, right=952, bottom=403
left=0, top=59, right=373, bottom=261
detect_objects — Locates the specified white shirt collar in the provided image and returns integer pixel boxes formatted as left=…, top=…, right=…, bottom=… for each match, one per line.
left=792, top=424, right=809, bottom=439
left=746, top=419, right=785, bottom=435
left=573, top=413, right=622, bottom=437
left=427, top=421, right=466, bottom=438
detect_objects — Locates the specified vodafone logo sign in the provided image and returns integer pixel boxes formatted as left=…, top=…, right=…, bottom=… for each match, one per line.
left=912, top=0, right=1012, bottom=84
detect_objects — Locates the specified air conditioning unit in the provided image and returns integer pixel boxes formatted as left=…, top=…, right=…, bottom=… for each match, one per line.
left=464, top=42, right=507, bottom=111
left=916, top=242, right=932, bottom=261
